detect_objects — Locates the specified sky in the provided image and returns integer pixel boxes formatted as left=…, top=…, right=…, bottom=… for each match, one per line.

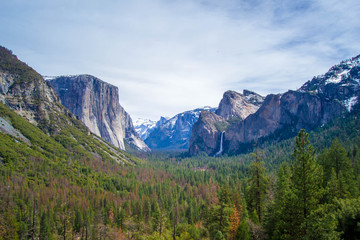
left=1, top=0, right=360, bottom=121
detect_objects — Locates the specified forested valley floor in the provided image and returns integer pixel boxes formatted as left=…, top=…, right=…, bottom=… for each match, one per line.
left=1, top=104, right=360, bottom=239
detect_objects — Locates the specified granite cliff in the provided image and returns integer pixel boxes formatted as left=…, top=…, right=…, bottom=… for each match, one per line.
left=189, top=55, right=360, bottom=156
left=189, top=90, right=264, bottom=155
left=48, top=75, right=149, bottom=152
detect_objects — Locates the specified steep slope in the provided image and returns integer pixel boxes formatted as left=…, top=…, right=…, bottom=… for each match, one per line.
left=299, top=54, right=360, bottom=110
left=145, top=107, right=216, bottom=150
left=0, top=46, right=138, bottom=165
left=189, top=55, right=360, bottom=156
left=48, top=75, right=149, bottom=152
left=225, top=91, right=344, bottom=154
left=0, top=47, right=66, bottom=129
left=189, top=90, right=264, bottom=155
left=188, top=111, right=228, bottom=155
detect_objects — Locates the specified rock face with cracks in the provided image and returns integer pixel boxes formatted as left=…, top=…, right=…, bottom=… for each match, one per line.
left=49, top=75, right=149, bottom=152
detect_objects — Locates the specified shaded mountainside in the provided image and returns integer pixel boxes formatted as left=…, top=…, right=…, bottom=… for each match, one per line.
left=189, top=55, right=360, bottom=156
left=189, top=90, right=264, bottom=155
left=225, top=91, right=345, bottom=154
left=48, top=75, right=149, bottom=152
left=144, top=107, right=216, bottom=150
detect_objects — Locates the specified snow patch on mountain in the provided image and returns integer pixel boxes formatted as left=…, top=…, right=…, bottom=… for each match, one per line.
left=325, top=69, right=350, bottom=84
left=344, top=96, right=358, bottom=112
left=144, top=106, right=216, bottom=150
left=299, top=54, right=360, bottom=112
left=133, top=118, right=157, bottom=140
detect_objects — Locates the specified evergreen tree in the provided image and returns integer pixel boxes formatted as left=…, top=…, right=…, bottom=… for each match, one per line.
left=264, top=163, right=295, bottom=239
left=143, top=199, right=151, bottom=224
left=205, top=186, right=232, bottom=240
left=319, top=138, right=357, bottom=198
left=290, top=129, right=323, bottom=238
left=235, top=218, right=251, bottom=240
left=39, top=211, right=50, bottom=240
left=246, top=145, right=268, bottom=223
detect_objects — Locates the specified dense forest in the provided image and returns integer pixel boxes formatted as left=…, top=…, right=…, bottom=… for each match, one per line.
left=1, top=102, right=360, bottom=239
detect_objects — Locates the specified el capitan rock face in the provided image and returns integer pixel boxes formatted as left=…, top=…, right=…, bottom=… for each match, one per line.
left=189, top=55, right=360, bottom=156
left=49, top=75, right=149, bottom=152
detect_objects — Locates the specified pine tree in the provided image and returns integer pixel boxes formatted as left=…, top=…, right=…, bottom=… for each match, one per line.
left=39, top=211, right=50, bottom=240
left=247, top=144, right=268, bottom=223
left=290, top=129, right=323, bottom=237
left=319, top=138, right=357, bottom=198
left=235, top=218, right=251, bottom=240
left=205, top=186, right=232, bottom=239
left=264, top=163, right=295, bottom=239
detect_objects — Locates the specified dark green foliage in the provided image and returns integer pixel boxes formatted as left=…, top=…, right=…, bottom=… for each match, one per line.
left=246, top=147, right=268, bottom=223
left=291, top=129, right=323, bottom=223
left=0, top=46, right=43, bottom=84
left=236, top=218, right=251, bottom=240
left=318, top=138, right=357, bottom=199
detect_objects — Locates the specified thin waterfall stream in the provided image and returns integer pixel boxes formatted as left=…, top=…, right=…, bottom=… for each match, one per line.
left=215, top=131, right=225, bottom=156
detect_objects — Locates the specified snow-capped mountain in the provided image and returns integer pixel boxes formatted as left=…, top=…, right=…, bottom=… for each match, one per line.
left=144, top=107, right=216, bottom=150
left=299, top=54, right=360, bottom=111
left=133, top=118, right=157, bottom=140
left=189, top=54, right=360, bottom=156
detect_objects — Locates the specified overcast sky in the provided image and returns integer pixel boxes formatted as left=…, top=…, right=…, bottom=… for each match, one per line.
left=1, top=0, right=360, bottom=120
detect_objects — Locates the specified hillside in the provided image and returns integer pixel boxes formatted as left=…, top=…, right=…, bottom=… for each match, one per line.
left=1, top=46, right=360, bottom=239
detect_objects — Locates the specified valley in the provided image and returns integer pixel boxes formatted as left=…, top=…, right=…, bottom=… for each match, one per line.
left=1, top=46, right=360, bottom=239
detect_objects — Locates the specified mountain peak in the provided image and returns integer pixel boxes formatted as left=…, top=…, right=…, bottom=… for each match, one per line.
left=215, top=90, right=264, bottom=120
left=299, top=53, right=360, bottom=112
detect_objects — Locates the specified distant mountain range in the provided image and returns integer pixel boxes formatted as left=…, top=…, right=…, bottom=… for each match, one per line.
left=133, top=118, right=158, bottom=140
left=133, top=107, right=216, bottom=150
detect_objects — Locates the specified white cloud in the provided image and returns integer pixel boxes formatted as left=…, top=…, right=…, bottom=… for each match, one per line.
left=1, top=0, right=360, bottom=120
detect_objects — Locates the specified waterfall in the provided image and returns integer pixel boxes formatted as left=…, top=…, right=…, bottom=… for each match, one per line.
left=215, top=131, right=225, bottom=156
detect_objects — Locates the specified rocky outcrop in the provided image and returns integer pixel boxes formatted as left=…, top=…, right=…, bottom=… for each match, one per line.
left=189, top=90, right=264, bottom=155
left=224, top=91, right=345, bottom=154
left=0, top=46, right=72, bottom=129
left=188, top=111, right=228, bottom=155
left=144, top=107, right=216, bottom=150
left=215, top=90, right=264, bottom=120
left=49, top=75, right=149, bottom=152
